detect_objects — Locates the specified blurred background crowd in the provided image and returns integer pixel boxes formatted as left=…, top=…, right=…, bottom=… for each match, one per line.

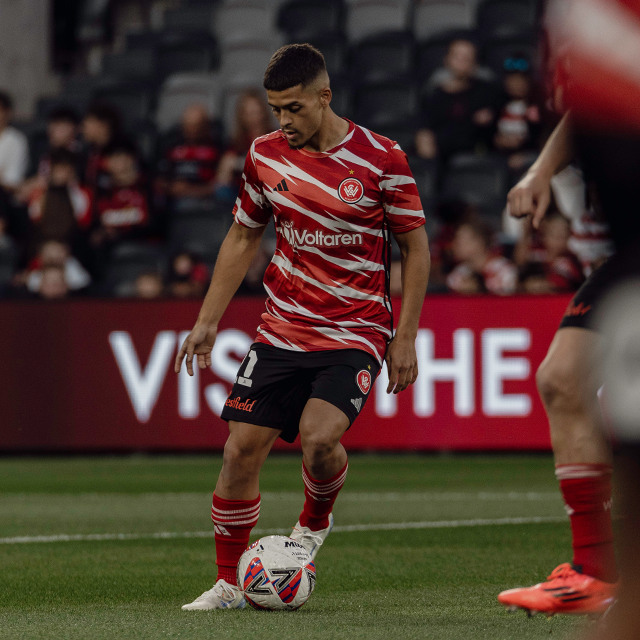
left=0, top=0, right=615, bottom=300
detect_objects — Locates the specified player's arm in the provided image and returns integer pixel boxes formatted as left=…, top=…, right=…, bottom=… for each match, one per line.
left=386, top=225, right=431, bottom=394
left=508, top=111, right=573, bottom=228
left=175, top=221, right=266, bottom=376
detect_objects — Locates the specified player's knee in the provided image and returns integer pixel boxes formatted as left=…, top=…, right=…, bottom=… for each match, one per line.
left=222, top=437, right=264, bottom=471
left=300, top=432, right=339, bottom=469
left=536, top=357, right=580, bottom=410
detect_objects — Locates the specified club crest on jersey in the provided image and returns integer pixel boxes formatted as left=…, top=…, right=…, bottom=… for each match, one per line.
left=356, top=370, right=372, bottom=394
left=338, top=178, right=364, bottom=204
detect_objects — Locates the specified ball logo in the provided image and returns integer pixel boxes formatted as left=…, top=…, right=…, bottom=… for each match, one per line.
left=338, top=178, right=364, bottom=204
left=356, top=370, right=372, bottom=394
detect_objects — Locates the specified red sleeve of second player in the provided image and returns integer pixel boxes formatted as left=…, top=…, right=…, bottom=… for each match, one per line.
left=232, top=141, right=273, bottom=228
left=380, top=146, right=426, bottom=234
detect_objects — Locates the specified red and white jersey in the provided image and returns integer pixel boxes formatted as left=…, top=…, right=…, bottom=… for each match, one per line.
left=232, top=120, right=425, bottom=364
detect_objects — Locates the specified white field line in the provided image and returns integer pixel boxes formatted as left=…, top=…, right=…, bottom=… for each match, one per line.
left=0, top=516, right=567, bottom=546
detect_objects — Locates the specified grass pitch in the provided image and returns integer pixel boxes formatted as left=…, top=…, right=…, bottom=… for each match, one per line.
left=0, top=455, right=586, bottom=640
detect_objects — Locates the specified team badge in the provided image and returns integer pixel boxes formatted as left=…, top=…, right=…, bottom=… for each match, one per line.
left=338, top=178, right=364, bottom=204
left=356, top=370, right=372, bottom=394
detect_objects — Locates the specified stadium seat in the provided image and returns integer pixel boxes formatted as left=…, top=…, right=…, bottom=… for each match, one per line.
left=375, top=121, right=419, bottom=154
left=278, top=0, right=344, bottom=40
left=413, top=0, right=475, bottom=41
left=156, top=73, right=223, bottom=132
left=355, top=81, right=419, bottom=128
left=157, top=33, right=219, bottom=80
left=215, top=0, right=277, bottom=45
left=220, top=40, right=278, bottom=87
left=327, top=75, right=354, bottom=119
left=168, top=211, right=233, bottom=255
left=162, top=4, right=218, bottom=33
left=476, top=0, right=538, bottom=40
left=300, top=33, right=348, bottom=76
left=440, top=153, right=509, bottom=215
left=351, top=31, right=416, bottom=83
left=0, top=244, right=17, bottom=288
left=415, top=29, right=476, bottom=83
left=101, top=48, right=157, bottom=81
left=35, top=96, right=88, bottom=121
left=346, top=0, right=410, bottom=43
left=91, top=82, right=154, bottom=129
left=408, top=156, right=438, bottom=213
left=104, top=242, right=166, bottom=295
left=481, top=32, right=538, bottom=77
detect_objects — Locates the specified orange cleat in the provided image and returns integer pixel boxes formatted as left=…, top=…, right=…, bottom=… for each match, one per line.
left=498, top=563, right=617, bottom=617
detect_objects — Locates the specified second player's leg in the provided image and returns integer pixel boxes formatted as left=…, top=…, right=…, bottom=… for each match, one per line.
left=536, top=327, right=609, bottom=465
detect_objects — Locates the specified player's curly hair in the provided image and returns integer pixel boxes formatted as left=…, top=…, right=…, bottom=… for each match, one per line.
left=263, top=44, right=327, bottom=92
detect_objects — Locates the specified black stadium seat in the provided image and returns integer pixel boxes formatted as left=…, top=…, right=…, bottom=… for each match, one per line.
left=168, top=212, right=233, bottom=255
left=92, top=83, right=154, bottom=128
left=355, top=81, right=419, bottom=129
left=278, top=0, right=344, bottom=40
left=477, top=0, right=538, bottom=40
left=103, top=242, right=166, bottom=295
left=375, top=121, right=418, bottom=154
left=440, top=153, right=509, bottom=216
left=351, top=31, right=416, bottom=83
left=102, top=48, right=157, bottom=81
left=162, top=5, right=217, bottom=33
left=300, top=33, right=348, bottom=76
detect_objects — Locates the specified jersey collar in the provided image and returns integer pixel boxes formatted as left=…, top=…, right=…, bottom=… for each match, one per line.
left=295, top=119, right=355, bottom=158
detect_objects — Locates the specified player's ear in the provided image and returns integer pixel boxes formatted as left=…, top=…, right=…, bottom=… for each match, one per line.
left=319, top=86, right=332, bottom=109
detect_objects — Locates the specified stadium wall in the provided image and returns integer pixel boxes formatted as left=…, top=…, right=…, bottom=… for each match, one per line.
left=0, top=295, right=573, bottom=452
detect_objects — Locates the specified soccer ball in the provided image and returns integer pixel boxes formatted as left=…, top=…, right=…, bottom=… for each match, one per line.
left=237, top=535, right=316, bottom=610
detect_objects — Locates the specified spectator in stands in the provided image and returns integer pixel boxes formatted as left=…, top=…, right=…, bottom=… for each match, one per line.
left=22, top=239, right=91, bottom=295
left=516, top=211, right=585, bottom=293
left=493, top=57, right=541, bottom=171
left=447, top=214, right=517, bottom=295
left=167, top=251, right=209, bottom=298
left=134, top=271, right=164, bottom=299
left=81, top=102, right=123, bottom=190
left=0, top=213, right=14, bottom=252
left=415, top=39, right=500, bottom=162
left=19, top=108, right=81, bottom=202
left=216, top=89, right=274, bottom=199
left=37, top=265, right=69, bottom=299
left=0, top=90, right=28, bottom=222
left=27, top=148, right=92, bottom=255
left=158, top=104, right=222, bottom=211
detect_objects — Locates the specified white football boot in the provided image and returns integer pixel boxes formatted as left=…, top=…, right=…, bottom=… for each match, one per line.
left=181, top=579, right=246, bottom=610
left=290, top=513, right=334, bottom=560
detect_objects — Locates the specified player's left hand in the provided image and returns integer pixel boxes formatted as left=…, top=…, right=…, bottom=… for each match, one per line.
left=385, top=335, right=418, bottom=394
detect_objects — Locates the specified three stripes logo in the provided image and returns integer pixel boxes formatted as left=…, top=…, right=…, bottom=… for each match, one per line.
left=274, top=179, right=289, bottom=192
left=351, top=397, right=362, bottom=412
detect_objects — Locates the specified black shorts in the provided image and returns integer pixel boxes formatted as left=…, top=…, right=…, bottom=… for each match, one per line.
left=560, top=243, right=640, bottom=331
left=220, top=343, right=381, bottom=443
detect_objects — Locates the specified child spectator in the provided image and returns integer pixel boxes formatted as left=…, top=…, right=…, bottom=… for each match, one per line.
left=167, top=251, right=209, bottom=298
left=134, top=271, right=164, bottom=299
left=518, top=211, right=585, bottom=293
left=158, top=104, right=222, bottom=211
left=216, top=90, right=274, bottom=199
left=22, top=239, right=91, bottom=294
left=19, top=107, right=81, bottom=202
left=92, top=139, right=152, bottom=248
left=447, top=215, right=517, bottom=294
left=81, top=102, right=123, bottom=190
left=27, top=148, right=92, bottom=252
left=37, top=264, right=69, bottom=300
left=415, top=39, right=501, bottom=162
left=493, top=57, right=541, bottom=170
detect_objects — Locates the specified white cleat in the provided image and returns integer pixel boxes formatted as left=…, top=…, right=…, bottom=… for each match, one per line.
left=290, top=513, right=334, bottom=560
left=181, top=579, right=246, bottom=611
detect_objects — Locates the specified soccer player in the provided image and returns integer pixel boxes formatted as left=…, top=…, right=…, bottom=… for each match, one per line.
left=175, top=44, right=430, bottom=610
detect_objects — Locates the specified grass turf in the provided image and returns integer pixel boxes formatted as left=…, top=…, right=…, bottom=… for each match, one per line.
left=0, top=455, right=586, bottom=640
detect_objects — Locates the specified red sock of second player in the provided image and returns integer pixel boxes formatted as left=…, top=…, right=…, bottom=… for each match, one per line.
left=299, top=460, right=348, bottom=531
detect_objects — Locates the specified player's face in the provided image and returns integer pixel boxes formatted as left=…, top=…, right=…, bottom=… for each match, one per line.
left=267, top=84, right=326, bottom=149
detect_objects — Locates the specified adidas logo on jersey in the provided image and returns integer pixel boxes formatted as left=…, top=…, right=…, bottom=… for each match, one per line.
left=279, top=220, right=363, bottom=249
left=273, top=179, right=289, bottom=192
left=351, top=398, right=362, bottom=412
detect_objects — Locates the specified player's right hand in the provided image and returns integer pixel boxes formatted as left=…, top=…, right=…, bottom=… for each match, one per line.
left=175, top=324, right=218, bottom=376
left=506, top=170, right=552, bottom=229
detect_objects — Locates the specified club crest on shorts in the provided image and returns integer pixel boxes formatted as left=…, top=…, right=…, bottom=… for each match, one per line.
left=338, top=178, right=364, bottom=204
left=356, top=369, right=372, bottom=394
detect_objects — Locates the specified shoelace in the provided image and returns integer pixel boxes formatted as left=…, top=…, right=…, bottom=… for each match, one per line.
left=547, top=563, right=576, bottom=582
left=196, top=581, right=238, bottom=602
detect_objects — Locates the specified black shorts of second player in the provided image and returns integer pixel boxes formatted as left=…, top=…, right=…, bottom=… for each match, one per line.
left=220, top=343, right=380, bottom=443
left=560, top=243, right=640, bottom=331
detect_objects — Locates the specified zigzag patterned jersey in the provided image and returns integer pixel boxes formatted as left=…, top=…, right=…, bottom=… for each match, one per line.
left=232, top=119, right=425, bottom=364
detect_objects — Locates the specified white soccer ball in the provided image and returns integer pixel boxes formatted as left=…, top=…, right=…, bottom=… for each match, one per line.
left=237, top=535, right=316, bottom=610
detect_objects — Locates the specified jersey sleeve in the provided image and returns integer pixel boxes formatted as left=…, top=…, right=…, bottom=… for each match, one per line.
left=232, top=142, right=272, bottom=228
left=380, top=145, right=426, bottom=234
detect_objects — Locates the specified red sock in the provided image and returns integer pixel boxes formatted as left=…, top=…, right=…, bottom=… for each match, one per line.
left=299, top=461, right=348, bottom=531
left=211, top=493, right=260, bottom=586
left=556, top=464, right=617, bottom=583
